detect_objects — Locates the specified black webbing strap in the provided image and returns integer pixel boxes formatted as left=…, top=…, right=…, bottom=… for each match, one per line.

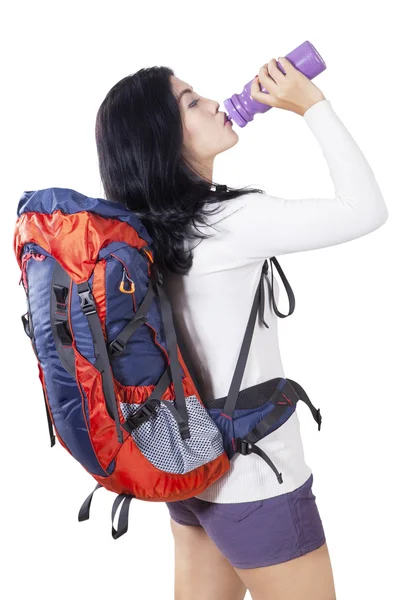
left=223, top=257, right=296, bottom=419
left=222, top=273, right=262, bottom=418
left=151, top=267, right=190, bottom=440
left=286, top=378, right=322, bottom=430
left=259, top=257, right=295, bottom=327
left=246, top=405, right=289, bottom=446
left=111, top=493, right=135, bottom=540
left=268, top=257, right=296, bottom=319
left=234, top=438, right=283, bottom=484
left=107, top=281, right=155, bottom=360
left=121, top=366, right=190, bottom=439
left=122, top=397, right=161, bottom=434
left=169, top=304, right=207, bottom=403
left=77, top=281, right=124, bottom=444
left=51, top=263, right=76, bottom=378
left=78, top=483, right=136, bottom=540
left=42, top=388, right=56, bottom=447
left=78, top=482, right=103, bottom=522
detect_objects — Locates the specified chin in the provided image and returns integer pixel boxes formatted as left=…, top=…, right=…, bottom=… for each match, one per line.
left=216, top=130, right=239, bottom=156
left=227, top=132, right=239, bottom=148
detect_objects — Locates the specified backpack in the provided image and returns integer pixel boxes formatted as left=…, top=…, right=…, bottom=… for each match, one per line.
left=14, top=187, right=322, bottom=539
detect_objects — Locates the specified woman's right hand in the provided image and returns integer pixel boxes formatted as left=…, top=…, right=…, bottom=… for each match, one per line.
left=250, top=57, right=326, bottom=116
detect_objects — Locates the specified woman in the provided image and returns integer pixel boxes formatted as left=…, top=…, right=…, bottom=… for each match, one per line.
left=95, top=58, right=388, bottom=599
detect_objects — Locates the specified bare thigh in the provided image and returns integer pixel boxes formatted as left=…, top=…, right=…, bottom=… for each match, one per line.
left=233, top=541, right=336, bottom=600
left=170, top=518, right=248, bottom=600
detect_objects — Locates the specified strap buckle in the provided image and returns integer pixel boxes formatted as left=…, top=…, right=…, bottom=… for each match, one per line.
left=77, top=289, right=96, bottom=315
left=122, top=399, right=160, bottom=433
left=140, top=402, right=158, bottom=419
left=179, top=423, right=191, bottom=440
left=236, top=438, right=254, bottom=455
left=108, top=338, right=126, bottom=358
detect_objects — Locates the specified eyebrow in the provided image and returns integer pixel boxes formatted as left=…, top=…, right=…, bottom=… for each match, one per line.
left=178, top=86, right=193, bottom=102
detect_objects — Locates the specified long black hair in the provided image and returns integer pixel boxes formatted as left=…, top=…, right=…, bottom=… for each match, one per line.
left=95, top=66, right=265, bottom=276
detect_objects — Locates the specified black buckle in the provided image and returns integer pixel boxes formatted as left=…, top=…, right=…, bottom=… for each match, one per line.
left=108, top=338, right=126, bottom=358
left=140, top=402, right=157, bottom=419
left=77, top=290, right=96, bottom=315
left=53, top=284, right=69, bottom=309
left=236, top=438, right=254, bottom=455
left=122, top=399, right=160, bottom=433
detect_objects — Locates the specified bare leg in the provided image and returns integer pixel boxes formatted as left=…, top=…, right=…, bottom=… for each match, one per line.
left=170, top=518, right=248, bottom=600
left=233, top=541, right=336, bottom=600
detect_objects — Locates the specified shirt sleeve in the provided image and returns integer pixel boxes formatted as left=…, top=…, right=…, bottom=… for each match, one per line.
left=216, top=99, right=389, bottom=260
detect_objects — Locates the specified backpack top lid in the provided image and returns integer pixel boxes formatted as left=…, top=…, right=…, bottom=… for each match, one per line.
left=14, top=187, right=154, bottom=282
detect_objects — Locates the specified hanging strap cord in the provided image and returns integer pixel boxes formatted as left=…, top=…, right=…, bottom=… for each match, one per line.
left=223, top=257, right=296, bottom=420
left=259, top=256, right=296, bottom=327
left=78, top=482, right=103, bottom=522
left=78, top=482, right=135, bottom=540
left=111, top=493, right=134, bottom=540
left=270, top=257, right=296, bottom=318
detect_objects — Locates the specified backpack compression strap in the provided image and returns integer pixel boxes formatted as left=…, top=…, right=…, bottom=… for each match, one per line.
left=108, top=264, right=190, bottom=442
left=77, top=282, right=124, bottom=444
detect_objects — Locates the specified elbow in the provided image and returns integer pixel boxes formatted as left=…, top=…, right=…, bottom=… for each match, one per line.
left=362, top=204, right=389, bottom=234
left=380, top=205, right=389, bottom=225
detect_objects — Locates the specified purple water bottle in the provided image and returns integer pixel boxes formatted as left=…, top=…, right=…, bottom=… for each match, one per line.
left=224, top=40, right=326, bottom=127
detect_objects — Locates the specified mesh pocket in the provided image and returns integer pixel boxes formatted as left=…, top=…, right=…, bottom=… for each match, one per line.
left=120, top=395, right=225, bottom=474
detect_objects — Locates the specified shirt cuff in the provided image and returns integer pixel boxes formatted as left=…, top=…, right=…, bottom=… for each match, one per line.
left=303, top=98, right=332, bottom=120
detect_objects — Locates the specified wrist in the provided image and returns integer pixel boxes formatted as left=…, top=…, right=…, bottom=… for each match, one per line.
left=301, top=95, right=326, bottom=116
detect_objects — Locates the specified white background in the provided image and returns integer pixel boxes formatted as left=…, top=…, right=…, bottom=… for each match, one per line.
left=2, top=1, right=399, bottom=598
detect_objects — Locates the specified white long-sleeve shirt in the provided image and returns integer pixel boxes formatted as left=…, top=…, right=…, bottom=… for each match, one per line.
left=162, top=99, right=389, bottom=503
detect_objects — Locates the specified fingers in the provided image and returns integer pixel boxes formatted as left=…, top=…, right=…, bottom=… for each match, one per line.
left=258, top=63, right=279, bottom=93
left=250, top=56, right=295, bottom=106
left=268, top=58, right=287, bottom=81
left=250, top=74, right=277, bottom=107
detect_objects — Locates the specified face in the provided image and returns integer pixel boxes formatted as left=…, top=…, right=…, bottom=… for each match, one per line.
left=170, top=75, right=239, bottom=179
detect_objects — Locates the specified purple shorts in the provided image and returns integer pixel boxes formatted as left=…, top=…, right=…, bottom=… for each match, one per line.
left=165, top=473, right=326, bottom=569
